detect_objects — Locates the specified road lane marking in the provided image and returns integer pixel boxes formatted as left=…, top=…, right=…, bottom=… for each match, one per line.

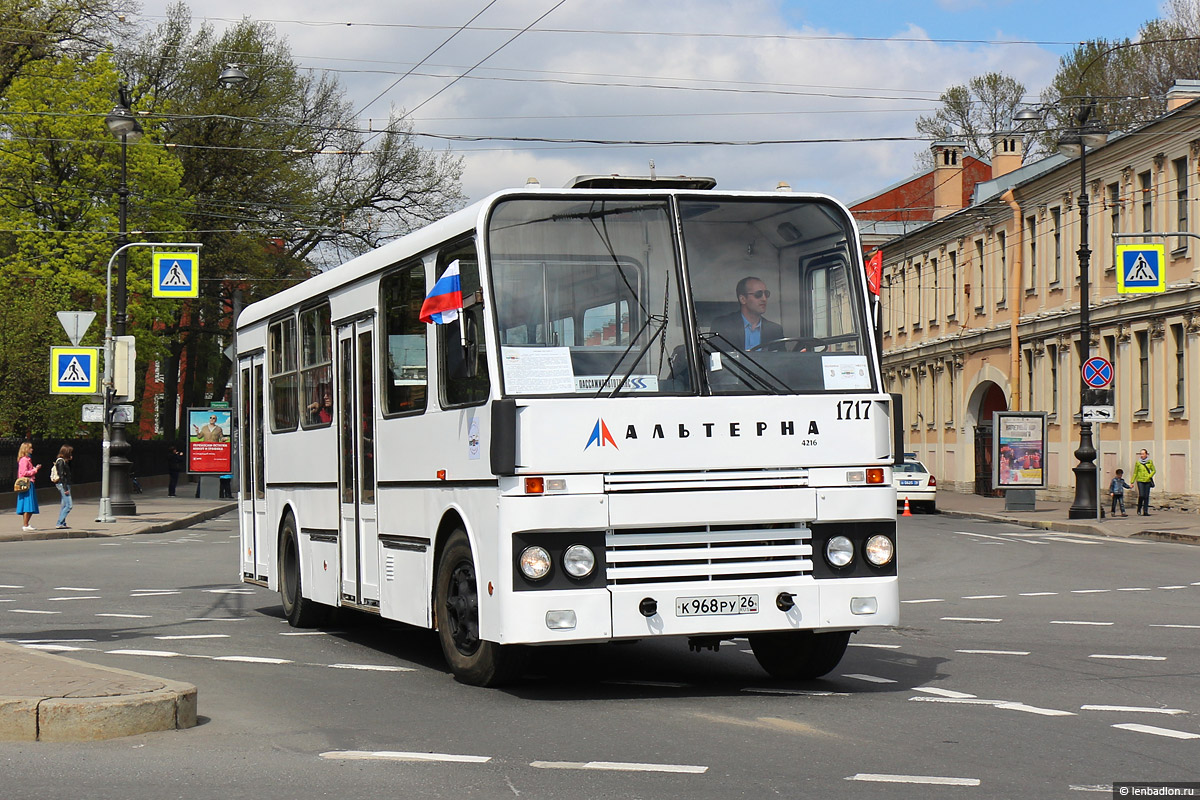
left=901, top=598, right=944, bottom=604
left=941, top=617, right=1002, bottom=623
left=956, top=650, right=1030, bottom=656
left=130, top=591, right=181, bottom=597
left=52, top=587, right=97, bottom=591
left=203, top=588, right=255, bottom=594
left=909, top=697, right=1004, bottom=706
left=1020, top=592, right=1057, bottom=596
left=280, top=631, right=332, bottom=636
left=1050, top=620, right=1113, bottom=626
left=1089, top=654, right=1166, bottom=661
left=995, top=702, right=1075, bottom=716
left=1081, top=705, right=1187, bottom=715
left=155, top=634, right=231, bottom=640
left=962, top=595, right=1006, bottom=599
left=842, top=674, right=896, bottom=684
left=1151, top=624, right=1200, bottom=629
left=21, top=644, right=91, bottom=652
left=531, top=761, right=707, bottom=774
left=1112, top=723, right=1200, bottom=740
left=8, top=609, right=60, bottom=614
left=847, top=774, right=979, bottom=786
left=913, top=687, right=977, bottom=699
left=1071, top=589, right=1110, bottom=594
left=0, top=584, right=24, bottom=589
left=849, top=643, right=901, bottom=649
left=47, top=596, right=102, bottom=601
left=212, top=655, right=293, bottom=664
left=741, top=688, right=849, bottom=696
left=96, top=613, right=150, bottom=618
left=322, top=751, right=492, bottom=764
left=1158, top=585, right=1187, bottom=590
left=185, top=617, right=245, bottom=622
left=108, top=649, right=184, bottom=657
left=952, top=531, right=1015, bottom=543
left=329, top=663, right=415, bottom=672
left=1118, top=588, right=1151, bottom=592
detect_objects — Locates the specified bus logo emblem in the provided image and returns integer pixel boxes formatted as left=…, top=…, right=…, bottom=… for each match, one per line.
left=585, top=418, right=619, bottom=450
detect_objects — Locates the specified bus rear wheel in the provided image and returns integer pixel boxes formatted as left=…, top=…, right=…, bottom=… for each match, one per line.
left=435, top=530, right=525, bottom=686
left=279, top=515, right=326, bottom=628
left=749, top=630, right=851, bottom=680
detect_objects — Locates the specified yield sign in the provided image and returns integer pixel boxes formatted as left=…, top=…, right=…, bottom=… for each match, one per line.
left=1083, top=356, right=1113, bottom=388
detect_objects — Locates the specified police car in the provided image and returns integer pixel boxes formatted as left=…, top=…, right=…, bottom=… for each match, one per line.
left=895, top=454, right=937, bottom=512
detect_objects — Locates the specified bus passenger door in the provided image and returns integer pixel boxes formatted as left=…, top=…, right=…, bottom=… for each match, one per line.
left=238, top=356, right=268, bottom=583
left=336, top=319, right=380, bottom=607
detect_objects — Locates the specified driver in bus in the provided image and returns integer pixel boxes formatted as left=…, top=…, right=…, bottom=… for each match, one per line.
left=709, top=276, right=783, bottom=350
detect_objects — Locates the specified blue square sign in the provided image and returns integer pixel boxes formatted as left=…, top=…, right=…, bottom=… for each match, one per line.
left=153, top=252, right=199, bottom=298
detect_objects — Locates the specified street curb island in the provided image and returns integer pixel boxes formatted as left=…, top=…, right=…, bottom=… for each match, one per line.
left=0, top=643, right=196, bottom=741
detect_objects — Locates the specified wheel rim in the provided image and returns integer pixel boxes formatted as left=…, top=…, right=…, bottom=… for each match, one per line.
left=444, top=559, right=481, bottom=656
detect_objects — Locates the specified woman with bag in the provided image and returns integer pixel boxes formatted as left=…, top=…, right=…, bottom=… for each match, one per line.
left=52, top=445, right=74, bottom=529
left=1133, top=448, right=1157, bottom=517
left=14, top=441, right=40, bottom=531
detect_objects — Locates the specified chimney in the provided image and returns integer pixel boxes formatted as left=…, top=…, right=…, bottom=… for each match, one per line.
left=991, top=132, right=1023, bottom=179
left=1167, top=79, right=1200, bottom=112
left=931, top=140, right=966, bottom=220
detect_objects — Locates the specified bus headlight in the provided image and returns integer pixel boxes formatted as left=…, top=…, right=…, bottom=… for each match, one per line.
left=865, top=534, right=894, bottom=566
left=519, top=546, right=552, bottom=580
left=825, top=535, right=855, bottom=568
left=562, top=544, right=596, bottom=578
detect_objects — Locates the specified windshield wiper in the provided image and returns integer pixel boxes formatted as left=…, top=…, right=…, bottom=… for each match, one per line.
left=698, top=332, right=791, bottom=394
left=594, top=313, right=669, bottom=398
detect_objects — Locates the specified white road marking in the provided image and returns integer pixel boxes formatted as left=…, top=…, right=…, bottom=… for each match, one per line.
left=280, top=631, right=331, bottom=636
left=741, top=688, right=849, bottom=696
left=328, top=663, right=415, bottom=672
left=849, top=643, right=902, bottom=649
left=952, top=531, right=1015, bottom=543
left=962, top=595, right=1006, bottom=599
left=154, top=634, right=231, bottom=640
left=212, top=655, right=292, bottom=664
left=842, top=674, right=896, bottom=684
left=322, top=750, right=492, bottom=764
left=0, top=584, right=24, bottom=589
left=9, top=609, right=60, bottom=614
left=47, top=596, right=102, bottom=602
left=956, top=649, right=1030, bottom=656
left=941, top=617, right=1002, bottom=623
left=130, top=591, right=180, bottom=597
left=17, top=638, right=95, bottom=643
left=1089, top=654, right=1166, bottom=661
left=185, top=617, right=245, bottom=622
left=1068, top=785, right=1113, bottom=793
left=1020, top=592, right=1058, bottom=596
left=994, top=702, right=1075, bottom=716
left=847, top=773, right=980, bottom=786
left=1151, top=624, right=1200, bottom=629
left=52, top=586, right=97, bottom=591
left=21, top=644, right=91, bottom=652
left=901, top=598, right=945, bottom=604
left=531, top=761, right=707, bottom=774
left=108, top=649, right=184, bottom=657
left=203, top=588, right=255, bottom=594
left=1051, top=620, right=1113, bottom=626
left=1081, top=705, right=1187, bottom=715
left=909, top=697, right=1004, bottom=707
left=913, top=687, right=977, bottom=699
left=1040, top=536, right=1101, bottom=545
left=1071, top=589, right=1110, bottom=594
left=1112, top=723, right=1200, bottom=740
left=1158, top=585, right=1187, bottom=590
left=1118, top=588, right=1151, bottom=592
left=96, top=613, right=151, bottom=618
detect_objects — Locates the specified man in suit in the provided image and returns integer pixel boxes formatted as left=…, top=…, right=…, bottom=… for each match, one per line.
left=708, top=276, right=784, bottom=350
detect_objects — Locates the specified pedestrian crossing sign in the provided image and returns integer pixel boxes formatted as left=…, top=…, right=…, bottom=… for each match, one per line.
left=1116, top=244, right=1165, bottom=294
left=50, top=347, right=99, bottom=394
left=152, top=251, right=200, bottom=298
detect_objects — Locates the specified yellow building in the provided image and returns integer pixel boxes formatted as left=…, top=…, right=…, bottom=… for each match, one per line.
left=866, top=82, right=1200, bottom=507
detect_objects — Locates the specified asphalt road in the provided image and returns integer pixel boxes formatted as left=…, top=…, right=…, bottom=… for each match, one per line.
left=0, top=512, right=1198, bottom=799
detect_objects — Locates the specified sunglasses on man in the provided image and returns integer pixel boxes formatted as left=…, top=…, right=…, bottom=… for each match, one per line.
left=742, top=289, right=770, bottom=299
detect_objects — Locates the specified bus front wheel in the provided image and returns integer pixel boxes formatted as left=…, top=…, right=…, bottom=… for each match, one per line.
left=279, top=515, right=326, bottom=628
left=749, top=630, right=851, bottom=680
left=435, top=530, right=525, bottom=686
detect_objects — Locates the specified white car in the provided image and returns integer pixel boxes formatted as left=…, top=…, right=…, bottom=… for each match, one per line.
left=895, top=457, right=937, bottom=512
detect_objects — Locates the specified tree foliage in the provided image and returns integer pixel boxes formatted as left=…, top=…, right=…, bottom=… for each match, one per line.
left=914, top=73, right=1027, bottom=168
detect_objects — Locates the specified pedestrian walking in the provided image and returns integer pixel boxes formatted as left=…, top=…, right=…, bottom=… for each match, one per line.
left=1109, top=468, right=1130, bottom=517
left=1133, top=449, right=1156, bottom=516
left=167, top=444, right=185, bottom=497
left=14, top=441, right=41, bottom=531
left=219, top=473, right=233, bottom=499
left=51, top=445, right=74, bottom=529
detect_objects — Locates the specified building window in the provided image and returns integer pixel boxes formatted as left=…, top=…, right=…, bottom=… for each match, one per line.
left=1108, top=182, right=1121, bottom=270
left=1051, top=207, right=1062, bottom=285
left=997, top=230, right=1007, bottom=306
left=1048, top=343, right=1059, bottom=416
left=1175, top=156, right=1189, bottom=251
left=900, top=267, right=908, bottom=330
left=1140, top=170, right=1152, bottom=233
left=930, top=370, right=938, bottom=428
left=913, top=263, right=922, bottom=329
left=1137, top=330, right=1150, bottom=413
left=1173, top=323, right=1185, bottom=412
left=1025, top=349, right=1034, bottom=409
left=948, top=250, right=957, bottom=319
left=1026, top=215, right=1038, bottom=290
left=947, top=369, right=954, bottom=426
left=930, top=257, right=939, bottom=321
left=975, top=239, right=985, bottom=312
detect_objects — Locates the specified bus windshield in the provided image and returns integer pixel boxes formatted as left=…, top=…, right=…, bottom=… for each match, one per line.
left=487, top=194, right=873, bottom=397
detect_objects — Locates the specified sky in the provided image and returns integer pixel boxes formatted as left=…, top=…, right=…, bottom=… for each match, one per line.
left=129, top=0, right=1170, bottom=207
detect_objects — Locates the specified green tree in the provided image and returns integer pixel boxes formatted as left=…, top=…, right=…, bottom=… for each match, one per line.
left=0, top=0, right=128, bottom=96
left=914, top=73, right=1028, bottom=168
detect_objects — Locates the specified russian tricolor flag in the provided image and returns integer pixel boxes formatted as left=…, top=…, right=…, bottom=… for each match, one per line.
left=419, top=260, right=464, bottom=324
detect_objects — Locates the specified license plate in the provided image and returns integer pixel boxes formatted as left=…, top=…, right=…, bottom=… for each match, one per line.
left=900, top=480, right=919, bottom=486
left=675, top=594, right=759, bottom=617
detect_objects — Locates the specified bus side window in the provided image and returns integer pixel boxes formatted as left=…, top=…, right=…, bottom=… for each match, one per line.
left=382, top=261, right=428, bottom=414
left=438, top=240, right=490, bottom=407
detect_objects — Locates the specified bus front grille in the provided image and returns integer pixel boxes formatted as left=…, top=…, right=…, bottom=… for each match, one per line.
left=605, top=524, right=812, bottom=585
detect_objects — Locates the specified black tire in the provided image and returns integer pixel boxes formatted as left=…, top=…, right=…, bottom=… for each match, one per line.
left=749, top=630, right=851, bottom=680
left=279, top=514, right=327, bottom=628
left=435, top=530, right=525, bottom=686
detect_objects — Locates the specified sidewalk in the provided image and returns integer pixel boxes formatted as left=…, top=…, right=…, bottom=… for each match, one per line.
left=1, top=489, right=231, bottom=740
left=933, top=487, right=1200, bottom=544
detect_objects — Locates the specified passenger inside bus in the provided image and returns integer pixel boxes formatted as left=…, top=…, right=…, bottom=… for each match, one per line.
left=307, top=385, right=332, bottom=424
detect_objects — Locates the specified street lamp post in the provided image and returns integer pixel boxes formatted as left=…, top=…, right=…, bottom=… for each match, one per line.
left=1059, top=101, right=1109, bottom=519
left=104, top=85, right=142, bottom=517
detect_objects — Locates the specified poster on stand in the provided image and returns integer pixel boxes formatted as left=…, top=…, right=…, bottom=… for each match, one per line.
left=188, top=407, right=232, bottom=474
left=993, top=412, right=1047, bottom=489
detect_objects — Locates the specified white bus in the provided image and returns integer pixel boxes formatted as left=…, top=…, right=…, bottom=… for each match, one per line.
left=235, top=176, right=900, bottom=686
